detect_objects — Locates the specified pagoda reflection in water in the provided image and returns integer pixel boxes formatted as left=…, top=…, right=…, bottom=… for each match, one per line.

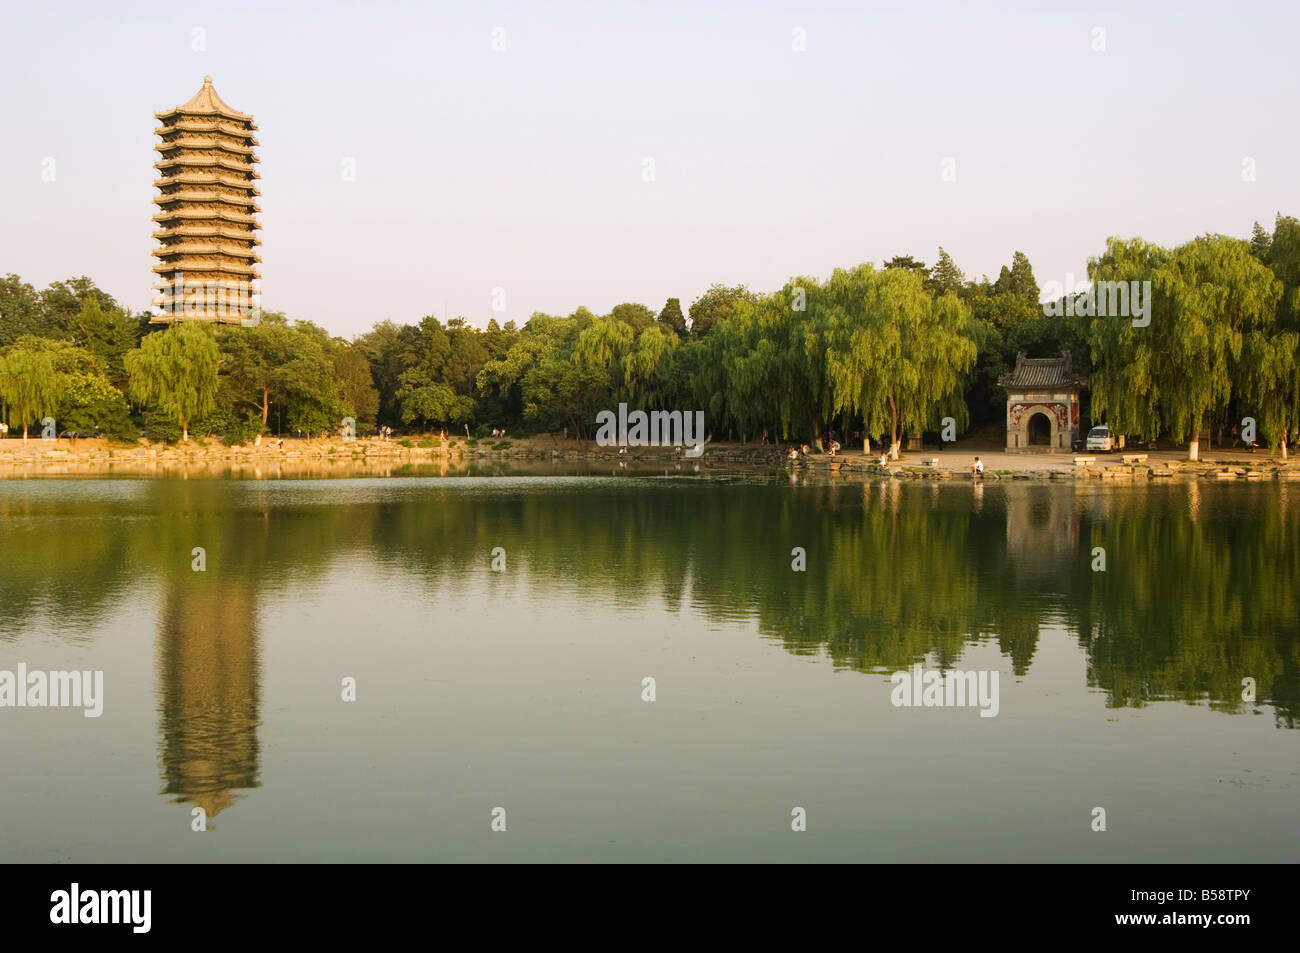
left=156, top=582, right=262, bottom=818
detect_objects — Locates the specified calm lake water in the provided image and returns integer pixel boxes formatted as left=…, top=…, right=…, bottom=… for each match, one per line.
left=1, top=473, right=1297, bottom=862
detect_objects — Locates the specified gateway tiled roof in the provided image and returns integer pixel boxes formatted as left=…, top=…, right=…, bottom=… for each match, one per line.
left=999, top=352, right=1087, bottom=390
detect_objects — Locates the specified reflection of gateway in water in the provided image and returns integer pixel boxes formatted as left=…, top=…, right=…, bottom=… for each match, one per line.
left=1003, top=485, right=1079, bottom=580
left=156, top=583, right=262, bottom=817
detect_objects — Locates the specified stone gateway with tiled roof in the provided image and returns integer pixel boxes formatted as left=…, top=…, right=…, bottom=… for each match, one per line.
left=151, top=77, right=261, bottom=324
left=999, top=352, right=1087, bottom=452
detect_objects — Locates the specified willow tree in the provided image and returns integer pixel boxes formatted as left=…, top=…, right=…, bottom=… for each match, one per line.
left=0, top=341, right=63, bottom=441
left=825, top=265, right=975, bottom=458
left=1240, top=328, right=1299, bottom=458
left=620, top=323, right=678, bottom=408
left=573, top=314, right=634, bottom=395
left=708, top=297, right=777, bottom=442
left=1088, top=236, right=1280, bottom=460
left=1241, top=214, right=1300, bottom=458
left=1082, top=238, right=1169, bottom=443
left=780, top=278, right=835, bottom=447
left=703, top=283, right=832, bottom=445
left=690, top=311, right=741, bottom=437
left=124, top=322, right=219, bottom=442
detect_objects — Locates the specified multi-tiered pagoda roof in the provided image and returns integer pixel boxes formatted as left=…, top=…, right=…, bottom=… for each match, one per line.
left=152, top=77, right=260, bottom=323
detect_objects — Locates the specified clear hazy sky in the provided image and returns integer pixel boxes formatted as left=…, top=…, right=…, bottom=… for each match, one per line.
left=2, top=0, right=1297, bottom=337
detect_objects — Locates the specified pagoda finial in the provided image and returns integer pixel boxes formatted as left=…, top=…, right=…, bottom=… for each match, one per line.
left=203, top=75, right=213, bottom=85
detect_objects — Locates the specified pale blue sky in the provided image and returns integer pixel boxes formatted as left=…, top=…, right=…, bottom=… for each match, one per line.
left=2, top=0, right=1297, bottom=337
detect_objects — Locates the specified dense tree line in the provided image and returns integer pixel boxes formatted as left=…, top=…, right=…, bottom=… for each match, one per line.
left=1, top=214, right=1297, bottom=456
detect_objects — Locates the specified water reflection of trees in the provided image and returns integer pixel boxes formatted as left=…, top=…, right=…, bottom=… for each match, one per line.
left=0, top=478, right=1294, bottom=729
left=1071, top=484, right=1299, bottom=727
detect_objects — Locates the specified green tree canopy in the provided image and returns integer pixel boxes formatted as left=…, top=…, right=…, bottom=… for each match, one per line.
left=993, top=251, right=1039, bottom=303
left=334, top=345, right=380, bottom=430
left=124, top=322, right=220, bottom=442
left=1088, top=235, right=1281, bottom=459
left=883, top=255, right=929, bottom=277
left=688, top=284, right=757, bottom=339
left=0, top=275, right=47, bottom=346
left=0, top=338, right=64, bottom=441
left=657, top=297, right=687, bottom=338
left=925, top=247, right=965, bottom=299
left=825, top=266, right=976, bottom=456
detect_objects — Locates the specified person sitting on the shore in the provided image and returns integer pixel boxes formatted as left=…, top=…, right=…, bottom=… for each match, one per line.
left=878, top=452, right=889, bottom=468
left=970, top=456, right=984, bottom=478
left=828, top=439, right=840, bottom=456
left=788, top=446, right=799, bottom=460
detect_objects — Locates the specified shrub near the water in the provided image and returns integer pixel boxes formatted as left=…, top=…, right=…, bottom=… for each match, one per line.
left=142, top=414, right=183, bottom=444
left=56, top=372, right=137, bottom=440
left=193, top=406, right=265, bottom=446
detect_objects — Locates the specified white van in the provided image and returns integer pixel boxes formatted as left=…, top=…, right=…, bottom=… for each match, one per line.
left=1086, top=425, right=1115, bottom=452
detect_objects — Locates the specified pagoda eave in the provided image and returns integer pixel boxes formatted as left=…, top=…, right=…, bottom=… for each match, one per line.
left=152, top=261, right=260, bottom=277
left=153, top=176, right=260, bottom=195
left=154, top=140, right=256, bottom=158
left=153, top=226, right=261, bottom=244
left=153, top=158, right=259, bottom=177
left=157, top=247, right=262, bottom=264
left=154, top=121, right=259, bottom=144
left=155, top=191, right=261, bottom=211
left=152, top=210, right=260, bottom=226
left=150, top=313, right=252, bottom=326
left=155, top=107, right=254, bottom=122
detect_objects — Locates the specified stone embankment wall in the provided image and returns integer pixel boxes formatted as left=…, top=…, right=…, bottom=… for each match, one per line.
left=2, top=438, right=1298, bottom=481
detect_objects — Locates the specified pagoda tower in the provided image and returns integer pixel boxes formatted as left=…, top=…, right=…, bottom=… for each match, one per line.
left=151, top=76, right=261, bottom=323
